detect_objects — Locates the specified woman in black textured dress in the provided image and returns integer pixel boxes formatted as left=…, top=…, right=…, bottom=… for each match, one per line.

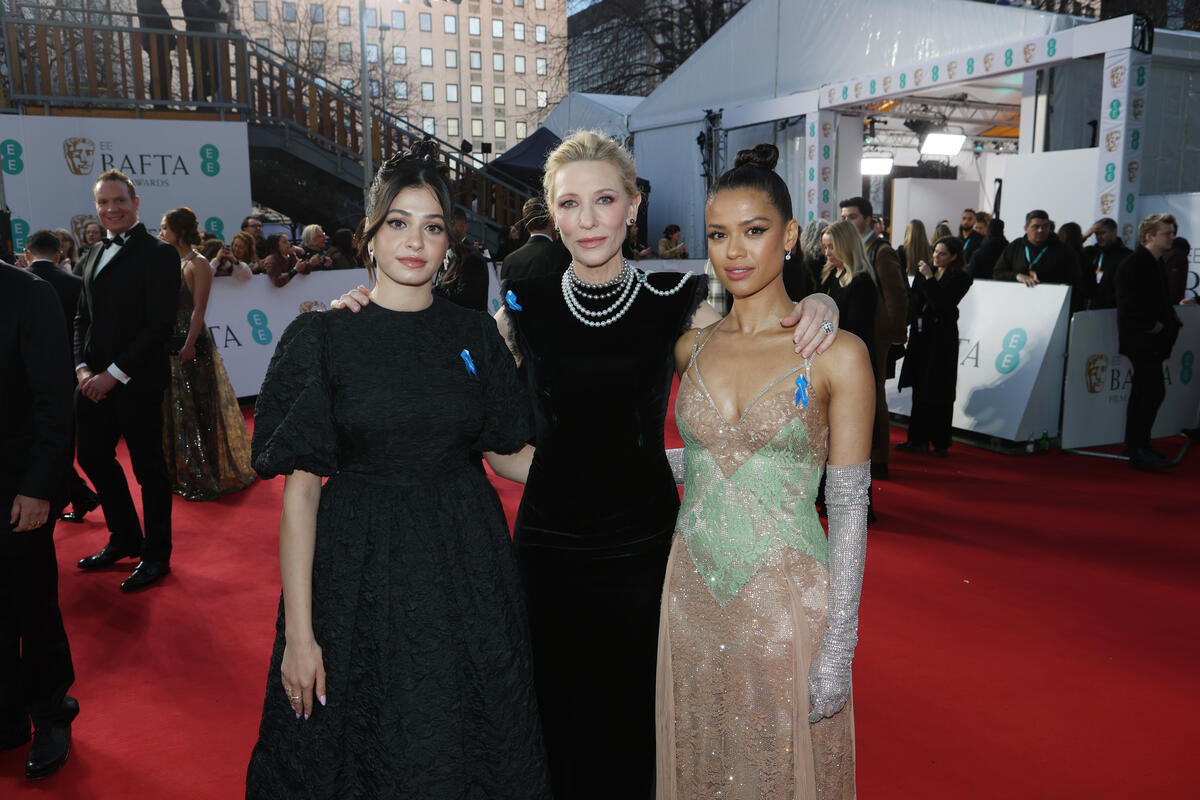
left=246, top=147, right=550, bottom=799
left=337, top=132, right=842, bottom=800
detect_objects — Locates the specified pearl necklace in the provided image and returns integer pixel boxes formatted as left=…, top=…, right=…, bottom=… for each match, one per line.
left=561, top=259, right=692, bottom=328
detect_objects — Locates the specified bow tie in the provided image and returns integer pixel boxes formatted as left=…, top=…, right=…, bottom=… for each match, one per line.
left=101, top=234, right=126, bottom=250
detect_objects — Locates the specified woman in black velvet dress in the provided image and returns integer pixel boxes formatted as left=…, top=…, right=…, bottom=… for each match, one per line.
left=819, top=220, right=878, bottom=367
left=897, top=236, right=973, bottom=456
left=337, top=132, right=842, bottom=800
left=246, top=148, right=549, bottom=799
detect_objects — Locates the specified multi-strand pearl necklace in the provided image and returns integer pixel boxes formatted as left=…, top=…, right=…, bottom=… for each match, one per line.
left=560, top=259, right=692, bottom=327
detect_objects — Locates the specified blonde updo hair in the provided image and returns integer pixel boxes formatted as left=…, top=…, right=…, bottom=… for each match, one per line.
left=542, top=131, right=639, bottom=208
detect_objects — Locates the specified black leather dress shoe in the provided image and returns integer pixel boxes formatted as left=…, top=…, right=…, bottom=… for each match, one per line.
left=1129, top=448, right=1171, bottom=471
left=77, top=544, right=140, bottom=570
left=120, top=560, right=170, bottom=592
left=25, top=724, right=70, bottom=779
left=60, top=493, right=100, bottom=523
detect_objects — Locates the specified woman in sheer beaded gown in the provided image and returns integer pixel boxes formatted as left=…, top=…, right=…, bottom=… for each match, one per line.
left=158, top=207, right=256, bottom=500
left=336, top=132, right=842, bottom=800
left=656, top=145, right=875, bottom=800
left=245, top=149, right=549, bottom=799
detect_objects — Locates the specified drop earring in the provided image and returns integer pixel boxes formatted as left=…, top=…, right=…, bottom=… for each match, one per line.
left=784, top=251, right=792, bottom=261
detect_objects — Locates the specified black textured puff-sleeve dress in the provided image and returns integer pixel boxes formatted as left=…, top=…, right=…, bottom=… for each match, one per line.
left=503, top=270, right=707, bottom=800
left=245, top=299, right=550, bottom=800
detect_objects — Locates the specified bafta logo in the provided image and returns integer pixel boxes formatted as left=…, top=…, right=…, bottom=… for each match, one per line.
left=1109, top=65, right=1126, bottom=89
left=62, top=137, right=96, bottom=175
left=821, top=122, right=833, bottom=140
left=984, top=53, right=995, bottom=72
left=821, top=166, right=831, bottom=183
left=854, top=82, right=863, bottom=99
left=1132, top=98, right=1144, bottom=121
left=1122, top=223, right=1135, bottom=242
left=1085, top=354, right=1108, bottom=394
left=1127, top=161, right=1139, bottom=183
left=947, top=61, right=958, bottom=80
left=913, top=68, right=924, bottom=87
left=1104, top=131, right=1121, bottom=152
left=827, top=88, right=835, bottom=104
left=1023, top=43, right=1036, bottom=64
left=883, top=76, right=892, bottom=93
left=1100, top=193, right=1115, bottom=215
left=808, top=144, right=816, bottom=161
left=819, top=209, right=832, bottom=221
left=807, top=188, right=816, bottom=204
left=70, top=214, right=98, bottom=244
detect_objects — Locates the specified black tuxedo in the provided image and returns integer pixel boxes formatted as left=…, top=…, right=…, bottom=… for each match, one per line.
left=73, top=223, right=180, bottom=563
left=0, top=263, right=78, bottom=736
left=1116, top=245, right=1182, bottom=451
left=500, top=234, right=570, bottom=282
left=28, top=260, right=97, bottom=511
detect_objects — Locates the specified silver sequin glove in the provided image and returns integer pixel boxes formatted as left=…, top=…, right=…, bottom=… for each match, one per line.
left=809, top=461, right=870, bottom=724
left=666, top=448, right=685, bottom=485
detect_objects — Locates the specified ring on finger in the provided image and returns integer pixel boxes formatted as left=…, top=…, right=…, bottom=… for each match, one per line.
left=821, top=320, right=835, bottom=335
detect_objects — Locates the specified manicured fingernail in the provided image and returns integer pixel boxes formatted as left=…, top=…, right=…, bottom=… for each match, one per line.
left=295, top=711, right=301, bottom=719
left=304, top=713, right=310, bottom=720
left=319, top=695, right=327, bottom=706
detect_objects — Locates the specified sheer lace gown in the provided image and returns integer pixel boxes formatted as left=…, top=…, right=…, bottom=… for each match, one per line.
left=656, top=328, right=856, bottom=800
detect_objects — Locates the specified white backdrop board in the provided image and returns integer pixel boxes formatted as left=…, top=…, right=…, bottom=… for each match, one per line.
left=998, top=147, right=1099, bottom=236
left=0, top=117, right=251, bottom=248
left=886, top=280, right=1071, bottom=442
left=1061, top=307, right=1200, bottom=449
left=888, top=179, right=979, bottom=248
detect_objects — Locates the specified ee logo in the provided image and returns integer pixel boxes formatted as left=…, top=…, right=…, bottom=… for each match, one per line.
left=205, top=216, right=225, bottom=239
left=966, top=58, right=975, bottom=75
left=1109, top=99, right=1121, bottom=120
left=995, top=328, right=1027, bottom=375
left=200, top=144, right=220, bottom=177
left=247, top=309, right=273, bottom=346
left=1, top=139, right=23, bottom=174
left=1181, top=351, right=1194, bottom=385
left=11, top=218, right=30, bottom=251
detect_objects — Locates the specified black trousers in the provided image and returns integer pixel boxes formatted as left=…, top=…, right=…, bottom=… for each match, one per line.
left=75, top=380, right=173, bottom=563
left=0, top=516, right=77, bottom=735
left=908, top=394, right=954, bottom=451
left=1124, top=353, right=1166, bottom=451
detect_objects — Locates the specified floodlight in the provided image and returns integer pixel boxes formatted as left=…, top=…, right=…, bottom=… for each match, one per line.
left=920, top=132, right=966, bottom=156
left=860, top=154, right=894, bottom=175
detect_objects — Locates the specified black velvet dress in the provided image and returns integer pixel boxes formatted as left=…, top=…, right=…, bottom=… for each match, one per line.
left=246, top=300, right=550, bottom=799
left=503, top=271, right=706, bottom=800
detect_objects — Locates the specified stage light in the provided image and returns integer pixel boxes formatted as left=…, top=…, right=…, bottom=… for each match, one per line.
left=921, top=132, right=966, bottom=156
left=860, top=154, right=894, bottom=175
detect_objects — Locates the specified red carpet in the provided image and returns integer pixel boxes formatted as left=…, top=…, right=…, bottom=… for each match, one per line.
left=4, top=401, right=1197, bottom=798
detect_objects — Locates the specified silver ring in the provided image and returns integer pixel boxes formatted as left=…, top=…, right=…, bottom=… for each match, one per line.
left=288, top=695, right=302, bottom=701
left=821, top=320, right=835, bottom=335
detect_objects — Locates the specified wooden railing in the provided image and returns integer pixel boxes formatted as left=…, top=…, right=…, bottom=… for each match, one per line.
left=1, top=4, right=529, bottom=230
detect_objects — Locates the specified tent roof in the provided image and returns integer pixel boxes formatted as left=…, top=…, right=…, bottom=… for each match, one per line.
left=541, top=92, right=644, bottom=139
left=630, top=0, right=1077, bottom=131
left=486, top=126, right=562, bottom=190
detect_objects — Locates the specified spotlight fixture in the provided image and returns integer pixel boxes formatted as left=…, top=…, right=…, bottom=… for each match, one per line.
left=860, top=153, right=894, bottom=176
left=920, top=132, right=967, bottom=156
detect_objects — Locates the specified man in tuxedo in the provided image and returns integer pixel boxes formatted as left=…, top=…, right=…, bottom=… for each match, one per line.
left=501, top=198, right=570, bottom=282
left=74, top=169, right=180, bottom=592
left=24, top=230, right=100, bottom=523
left=0, top=261, right=79, bottom=779
left=1117, top=213, right=1183, bottom=471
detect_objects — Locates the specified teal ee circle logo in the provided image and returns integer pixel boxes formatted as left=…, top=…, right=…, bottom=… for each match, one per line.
left=1, top=139, right=24, bottom=174
left=200, top=144, right=220, bottom=177
left=1181, top=351, right=1194, bottom=385
left=247, top=309, right=272, bottom=345
left=995, top=328, right=1027, bottom=374
left=205, top=216, right=224, bottom=238
left=11, top=217, right=30, bottom=250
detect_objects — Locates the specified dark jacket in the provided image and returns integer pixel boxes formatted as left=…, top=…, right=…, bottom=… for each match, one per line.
left=74, top=222, right=180, bottom=389
left=1164, top=237, right=1192, bottom=304
left=500, top=234, right=569, bottom=282
left=1116, top=245, right=1182, bottom=360
left=261, top=251, right=299, bottom=287
left=1082, top=240, right=1133, bottom=310
left=822, top=271, right=877, bottom=368
left=960, top=230, right=985, bottom=263
left=1, top=264, right=74, bottom=507
left=28, top=260, right=82, bottom=353
left=898, top=268, right=973, bottom=401
left=993, top=233, right=1087, bottom=312
left=434, top=248, right=490, bottom=312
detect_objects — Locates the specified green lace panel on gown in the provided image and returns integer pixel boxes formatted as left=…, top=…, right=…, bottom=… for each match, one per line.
left=675, top=380, right=829, bottom=607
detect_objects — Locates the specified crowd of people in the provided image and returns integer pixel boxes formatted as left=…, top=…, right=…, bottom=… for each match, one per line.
left=3, top=126, right=1193, bottom=798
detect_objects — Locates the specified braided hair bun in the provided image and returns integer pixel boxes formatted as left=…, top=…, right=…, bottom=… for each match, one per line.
left=732, top=143, right=780, bottom=172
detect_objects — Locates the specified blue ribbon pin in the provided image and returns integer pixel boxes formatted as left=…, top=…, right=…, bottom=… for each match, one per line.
left=505, top=290, right=523, bottom=311
left=460, top=349, right=477, bottom=377
left=794, top=374, right=809, bottom=409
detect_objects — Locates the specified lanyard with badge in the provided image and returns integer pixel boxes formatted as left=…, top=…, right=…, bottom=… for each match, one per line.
left=1025, top=243, right=1048, bottom=279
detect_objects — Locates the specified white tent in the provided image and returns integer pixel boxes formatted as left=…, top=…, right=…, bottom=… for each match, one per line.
left=541, top=92, right=644, bottom=142
left=628, top=0, right=1079, bottom=255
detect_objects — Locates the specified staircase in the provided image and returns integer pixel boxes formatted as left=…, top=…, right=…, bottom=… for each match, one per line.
left=1, top=3, right=531, bottom=241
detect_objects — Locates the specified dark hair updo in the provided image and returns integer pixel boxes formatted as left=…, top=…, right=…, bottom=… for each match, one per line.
left=359, top=140, right=460, bottom=282
left=707, top=143, right=793, bottom=221
left=163, top=206, right=202, bottom=246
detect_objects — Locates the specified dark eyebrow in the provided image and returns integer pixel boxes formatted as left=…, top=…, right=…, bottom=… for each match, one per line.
left=707, top=216, right=772, bottom=229
left=386, top=208, right=444, bottom=221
